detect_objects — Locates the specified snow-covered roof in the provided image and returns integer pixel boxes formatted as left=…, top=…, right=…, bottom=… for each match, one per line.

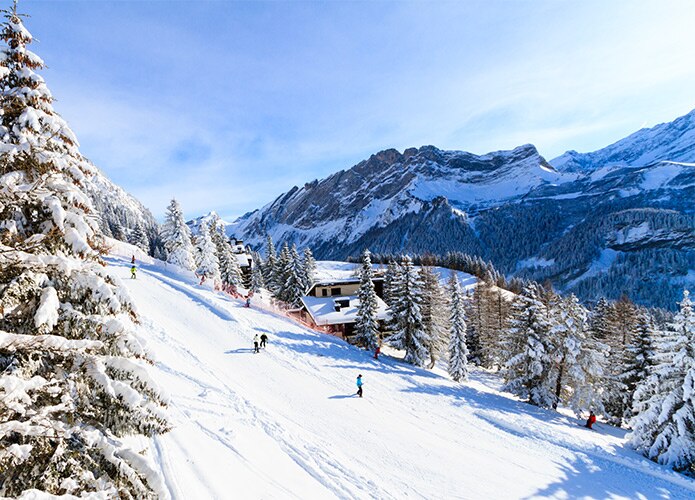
left=300, top=295, right=389, bottom=326
left=235, top=253, right=252, bottom=267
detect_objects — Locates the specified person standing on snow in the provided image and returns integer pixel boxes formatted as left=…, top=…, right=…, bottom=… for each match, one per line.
left=130, top=266, right=137, bottom=279
left=131, top=255, right=135, bottom=264
left=253, top=334, right=260, bottom=353
left=356, top=374, right=364, bottom=398
left=260, top=333, right=268, bottom=348
left=585, top=410, right=597, bottom=429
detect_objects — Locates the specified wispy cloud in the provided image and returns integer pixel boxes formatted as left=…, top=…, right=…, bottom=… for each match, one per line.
left=23, top=0, right=695, bottom=220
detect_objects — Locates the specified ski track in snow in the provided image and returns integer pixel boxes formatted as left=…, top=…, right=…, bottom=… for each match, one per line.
left=106, top=251, right=695, bottom=500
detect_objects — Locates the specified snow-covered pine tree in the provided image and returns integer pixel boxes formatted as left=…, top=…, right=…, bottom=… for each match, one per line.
left=161, top=197, right=195, bottom=271
left=273, top=243, right=304, bottom=307
left=383, top=260, right=400, bottom=308
left=622, top=308, right=657, bottom=421
left=387, top=255, right=430, bottom=367
left=285, top=244, right=306, bottom=306
left=250, top=251, right=265, bottom=293
left=263, top=234, right=278, bottom=291
left=354, top=249, right=380, bottom=351
left=194, top=221, right=221, bottom=285
left=209, top=217, right=242, bottom=290
left=448, top=273, right=469, bottom=382
left=629, top=290, right=695, bottom=473
left=128, top=222, right=149, bottom=253
left=604, top=296, right=639, bottom=425
left=301, top=246, right=316, bottom=291
left=420, top=266, right=449, bottom=369
left=547, top=293, right=607, bottom=415
left=501, top=284, right=555, bottom=408
left=0, top=6, right=168, bottom=496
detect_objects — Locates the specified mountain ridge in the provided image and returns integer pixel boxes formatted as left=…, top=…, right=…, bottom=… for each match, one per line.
left=229, top=108, right=695, bottom=309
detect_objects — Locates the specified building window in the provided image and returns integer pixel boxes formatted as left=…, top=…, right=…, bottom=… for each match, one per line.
left=322, top=289, right=328, bottom=297
left=331, top=287, right=341, bottom=296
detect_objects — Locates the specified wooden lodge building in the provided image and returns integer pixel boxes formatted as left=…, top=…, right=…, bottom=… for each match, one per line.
left=293, top=277, right=389, bottom=341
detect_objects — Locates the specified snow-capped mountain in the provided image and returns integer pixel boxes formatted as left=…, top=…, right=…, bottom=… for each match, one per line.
left=551, top=108, right=695, bottom=172
left=82, top=165, right=162, bottom=253
left=231, top=109, right=695, bottom=309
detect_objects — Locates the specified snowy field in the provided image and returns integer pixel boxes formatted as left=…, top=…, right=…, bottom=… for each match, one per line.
left=109, top=243, right=695, bottom=499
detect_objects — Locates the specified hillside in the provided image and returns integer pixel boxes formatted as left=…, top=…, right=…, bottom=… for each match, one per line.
left=108, top=242, right=695, bottom=499
left=229, top=110, right=695, bottom=310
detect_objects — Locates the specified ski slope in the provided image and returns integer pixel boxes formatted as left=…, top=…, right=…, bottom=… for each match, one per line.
left=109, top=245, right=695, bottom=500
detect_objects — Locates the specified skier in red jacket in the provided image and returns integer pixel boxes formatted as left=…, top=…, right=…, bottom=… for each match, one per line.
left=585, top=410, right=597, bottom=429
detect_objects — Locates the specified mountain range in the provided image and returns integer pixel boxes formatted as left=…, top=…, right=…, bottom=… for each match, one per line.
left=228, top=108, right=695, bottom=309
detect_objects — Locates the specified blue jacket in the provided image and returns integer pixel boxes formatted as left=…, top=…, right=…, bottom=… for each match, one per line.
left=356, top=377, right=363, bottom=387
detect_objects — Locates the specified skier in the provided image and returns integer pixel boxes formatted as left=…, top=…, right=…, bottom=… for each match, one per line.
left=253, top=334, right=260, bottom=353
left=245, top=296, right=251, bottom=308
left=130, top=266, right=137, bottom=279
left=260, top=333, right=268, bottom=348
left=131, top=255, right=135, bottom=264
left=356, top=374, right=363, bottom=398
left=585, top=410, right=597, bottom=430
left=373, top=345, right=381, bottom=360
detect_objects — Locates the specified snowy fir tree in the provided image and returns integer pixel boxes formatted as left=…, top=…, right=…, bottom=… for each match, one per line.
left=127, top=222, right=149, bottom=253
left=548, top=293, right=607, bottom=415
left=301, top=246, right=316, bottom=291
left=383, top=260, right=400, bottom=308
left=420, top=266, right=449, bottom=369
left=263, top=233, right=278, bottom=292
left=501, top=284, right=555, bottom=408
left=622, top=309, right=657, bottom=421
left=629, top=290, right=695, bottom=473
left=354, top=249, right=380, bottom=351
left=250, top=251, right=265, bottom=293
left=387, top=255, right=430, bottom=367
left=0, top=6, right=168, bottom=497
left=161, top=197, right=195, bottom=271
left=448, top=273, right=469, bottom=382
left=194, top=221, right=221, bottom=285
left=273, top=243, right=304, bottom=307
left=209, top=216, right=242, bottom=289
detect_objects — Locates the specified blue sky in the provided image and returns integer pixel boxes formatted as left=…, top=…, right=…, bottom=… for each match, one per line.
left=20, top=0, right=695, bottom=220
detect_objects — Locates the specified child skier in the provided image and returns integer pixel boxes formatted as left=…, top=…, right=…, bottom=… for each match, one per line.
left=356, top=374, right=363, bottom=398
left=260, top=333, right=268, bottom=348
left=130, top=266, right=137, bottom=279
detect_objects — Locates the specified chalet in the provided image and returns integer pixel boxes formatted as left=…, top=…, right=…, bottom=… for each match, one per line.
left=230, top=239, right=254, bottom=282
left=293, top=277, right=389, bottom=341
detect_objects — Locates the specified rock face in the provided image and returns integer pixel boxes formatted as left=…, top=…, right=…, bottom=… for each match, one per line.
left=231, top=109, right=695, bottom=309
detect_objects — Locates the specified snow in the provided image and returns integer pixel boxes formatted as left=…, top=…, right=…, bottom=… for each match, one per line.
left=301, top=294, right=389, bottom=326
left=104, top=243, right=695, bottom=499
left=641, top=163, right=688, bottom=190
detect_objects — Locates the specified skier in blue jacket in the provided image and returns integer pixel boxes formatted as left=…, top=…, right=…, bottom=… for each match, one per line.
left=356, top=374, right=363, bottom=398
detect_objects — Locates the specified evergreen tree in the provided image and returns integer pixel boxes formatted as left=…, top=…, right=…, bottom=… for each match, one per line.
left=420, top=266, right=449, bottom=369
left=604, top=296, right=640, bottom=425
left=128, top=222, right=149, bottom=253
left=383, top=260, right=400, bottom=308
left=274, top=243, right=304, bottom=306
left=209, top=217, right=242, bottom=289
left=501, top=284, right=555, bottom=408
left=629, top=290, right=695, bottom=473
left=354, top=250, right=380, bottom=351
left=387, top=256, right=430, bottom=367
left=263, top=234, right=278, bottom=291
left=301, top=246, right=316, bottom=291
left=0, top=7, right=168, bottom=496
left=194, top=222, right=220, bottom=285
left=448, top=274, right=469, bottom=382
left=250, top=251, right=265, bottom=293
left=161, top=198, right=195, bottom=271
left=622, top=309, right=657, bottom=421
